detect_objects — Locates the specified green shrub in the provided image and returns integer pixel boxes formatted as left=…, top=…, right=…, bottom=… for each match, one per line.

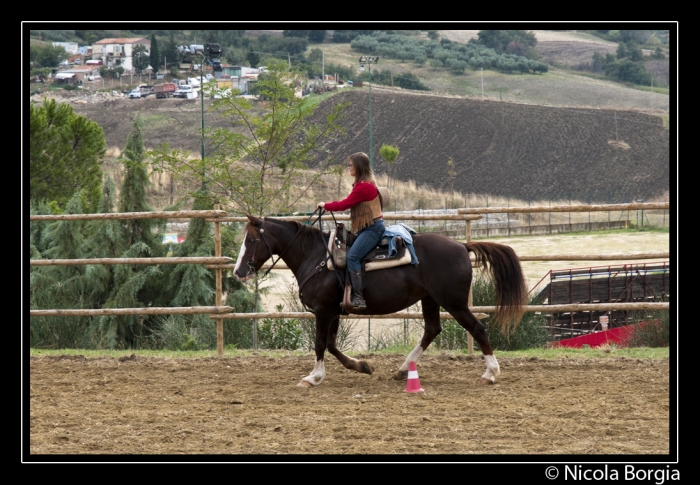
left=471, top=274, right=549, bottom=351
left=258, top=304, right=303, bottom=350
left=622, top=310, right=670, bottom=348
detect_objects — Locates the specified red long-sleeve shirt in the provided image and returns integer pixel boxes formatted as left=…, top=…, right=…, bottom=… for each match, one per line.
left=324, top=181, right=381, bottom=213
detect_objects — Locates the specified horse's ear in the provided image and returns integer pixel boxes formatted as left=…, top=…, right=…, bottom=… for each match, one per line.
left=247, top=214, right=262, bottom=226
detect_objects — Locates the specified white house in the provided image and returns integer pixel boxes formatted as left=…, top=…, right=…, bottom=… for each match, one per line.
left=52, top=42, right=79, bottom=55
left=91, top=38, right=150, bottom=73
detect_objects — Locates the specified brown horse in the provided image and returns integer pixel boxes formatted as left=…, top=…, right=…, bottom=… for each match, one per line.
left=234, top=215, right=528, bottom=388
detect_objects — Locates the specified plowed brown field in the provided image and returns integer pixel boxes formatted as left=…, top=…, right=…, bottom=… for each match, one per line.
left=29, top=354, right=670, bottom=457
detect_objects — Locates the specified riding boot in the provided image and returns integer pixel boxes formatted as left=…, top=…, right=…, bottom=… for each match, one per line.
left=349, top=270, right=367, bottom=310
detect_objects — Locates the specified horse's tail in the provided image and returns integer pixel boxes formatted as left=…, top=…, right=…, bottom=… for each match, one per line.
left=465, top=241, right=528, bottom=334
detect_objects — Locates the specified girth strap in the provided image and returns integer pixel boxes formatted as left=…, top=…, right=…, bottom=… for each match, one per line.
left=297, top=261, right=326, bottom=313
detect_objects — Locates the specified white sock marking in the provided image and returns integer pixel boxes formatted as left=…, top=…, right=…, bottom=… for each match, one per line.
left=481, top=354, right=501, bottom=382
left=400, top=344, right=424, bottom=371
left=301, top=359, right=326, bottom=386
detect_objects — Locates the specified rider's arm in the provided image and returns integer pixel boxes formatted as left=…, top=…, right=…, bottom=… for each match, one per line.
left=323, top=182, right=377, bottom=212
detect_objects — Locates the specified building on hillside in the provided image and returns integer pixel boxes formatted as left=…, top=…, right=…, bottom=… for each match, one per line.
left=67, top=53, right=83, bottom=65
left=53, top=65, right=102, bottom=86
left=91, top=38, right=150, bottom=73
left=52, top=42, right=79, bottom=54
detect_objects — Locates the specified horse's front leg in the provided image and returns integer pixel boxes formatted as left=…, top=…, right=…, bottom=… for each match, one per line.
left=298, top=314, right=332, bottom=388
left=326, top=314, right=373, bottom=375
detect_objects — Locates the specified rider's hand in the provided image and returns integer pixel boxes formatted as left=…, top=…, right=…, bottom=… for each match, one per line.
left=317, top=202, right=326, bottom=209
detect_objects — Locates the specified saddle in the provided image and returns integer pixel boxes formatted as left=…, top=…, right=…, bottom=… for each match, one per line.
left=326, top=225, right=412, bottom=272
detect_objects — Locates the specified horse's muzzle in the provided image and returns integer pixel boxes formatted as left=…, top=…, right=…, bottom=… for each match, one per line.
left=234, top=272, right=255, bottom=282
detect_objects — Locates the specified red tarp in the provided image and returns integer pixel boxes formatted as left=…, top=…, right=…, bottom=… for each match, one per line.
left=551, top=324, right=637, bottom=348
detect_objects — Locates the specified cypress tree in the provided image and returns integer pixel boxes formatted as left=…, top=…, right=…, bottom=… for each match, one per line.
left=98, top=115, right=165, bottom=348
left=81, top=174, right=124, bottom=305
left=150, top=33, right=160, bottom=74
left=30, top=193, right=96, bottom=348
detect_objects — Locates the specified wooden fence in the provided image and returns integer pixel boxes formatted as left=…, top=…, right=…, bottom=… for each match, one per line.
left=30, top=202, right=670, bottom=355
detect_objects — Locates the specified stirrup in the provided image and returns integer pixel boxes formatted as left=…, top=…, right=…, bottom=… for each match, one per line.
left=351, top=295, right=366, bottom=310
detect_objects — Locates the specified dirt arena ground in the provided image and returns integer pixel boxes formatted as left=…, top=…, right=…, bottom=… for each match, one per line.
left=28, top=353, right=670, bottom=457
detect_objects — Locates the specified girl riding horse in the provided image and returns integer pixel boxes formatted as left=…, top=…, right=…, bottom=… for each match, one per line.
left=317, top=152, right=383, bottom=310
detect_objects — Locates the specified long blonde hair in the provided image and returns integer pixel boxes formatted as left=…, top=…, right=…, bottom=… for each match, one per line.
left=348, top=152, right=376, bottom=186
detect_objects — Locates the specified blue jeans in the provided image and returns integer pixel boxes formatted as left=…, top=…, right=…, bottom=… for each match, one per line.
left=347, top=218, right=385, bottom=272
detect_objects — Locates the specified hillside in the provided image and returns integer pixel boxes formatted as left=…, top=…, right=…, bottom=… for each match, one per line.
left=38, top=29, right=670, bottom=205
left=304, top=89, right=669, bottom=202
left=54, top=86, right=668, bottom=205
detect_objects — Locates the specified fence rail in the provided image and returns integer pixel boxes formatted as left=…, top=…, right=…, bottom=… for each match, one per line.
left=457, top=202, right=670, bottom=214
left=29, top=202, right=670, bottom=355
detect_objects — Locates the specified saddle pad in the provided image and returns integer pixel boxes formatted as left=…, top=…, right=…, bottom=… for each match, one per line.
left=365, top=250, right=412, bottom=272
left=327, top=227, right=338, bottom=271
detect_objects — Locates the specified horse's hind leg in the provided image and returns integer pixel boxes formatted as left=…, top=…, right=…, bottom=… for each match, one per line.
left=443, top=306, right=500, bottom=384
left=326, top=315, right=373, bottom=375
left=393, top=296, right=441, bottom=380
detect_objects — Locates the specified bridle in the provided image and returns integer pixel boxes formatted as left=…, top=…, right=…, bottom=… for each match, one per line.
left=246, top=217, right=304, bottom=279
left=242, top=210, right=344, bottom=313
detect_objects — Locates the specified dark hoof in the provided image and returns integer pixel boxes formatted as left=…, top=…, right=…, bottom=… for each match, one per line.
left=393, top=369, right=409, bottom=381
left=359, top=361, right=373, bottom=375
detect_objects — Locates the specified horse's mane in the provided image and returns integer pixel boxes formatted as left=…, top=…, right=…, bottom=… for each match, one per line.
left=268, top=218, right=328, bottom=255
left=295, top=221, right=329, bottom=253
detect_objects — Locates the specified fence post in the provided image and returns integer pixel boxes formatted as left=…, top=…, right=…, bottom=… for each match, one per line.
left=588, top=193, right=591, bottom=229
left=253, top=275, right=259, bottom=349
left=466, top=215, right=474, bottom=355
left=486, top=196, right=489, bottom=238
left=368, top=318, right=371, bottom=351
left=214, top=203, right=224, bottom=356
left=507, top=197, right=510, bottom=237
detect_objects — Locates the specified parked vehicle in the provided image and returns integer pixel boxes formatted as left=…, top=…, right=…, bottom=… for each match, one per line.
left=129, top=89, right=141, bottom=99
left=139, top=85, right=154, bottom=97
left=173, top=84, right=197, bottom=99
left=154, top=82, right=178, bottom=98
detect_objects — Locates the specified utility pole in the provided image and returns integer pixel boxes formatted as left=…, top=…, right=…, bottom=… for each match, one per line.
left=322, top=49, right=324, bottom=89
left=359, top=56, right=379, bottom=168
left=481, top=68, right=483, bottom=101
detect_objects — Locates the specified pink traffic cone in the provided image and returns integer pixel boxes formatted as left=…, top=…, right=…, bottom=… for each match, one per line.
left=405, top=361, right=424, bottom=393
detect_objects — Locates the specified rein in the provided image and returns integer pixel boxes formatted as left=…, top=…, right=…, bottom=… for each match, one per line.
left=250, top=217, right=304, bottom=278
left=297, top=208, right=345, bottom=306
left=246, top=209, right=345, bottom=313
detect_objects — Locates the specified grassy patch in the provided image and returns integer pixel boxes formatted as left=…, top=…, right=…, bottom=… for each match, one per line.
left=473, top=226, right=669, bottom=242
left=140, top=113, right=172, bottom=130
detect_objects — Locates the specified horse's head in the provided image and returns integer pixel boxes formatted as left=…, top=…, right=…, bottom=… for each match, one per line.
left=233, top=215, right=274, bottom=282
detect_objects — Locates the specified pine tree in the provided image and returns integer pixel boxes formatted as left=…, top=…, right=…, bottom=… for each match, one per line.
left=30, top=98, right=106, bottom=211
